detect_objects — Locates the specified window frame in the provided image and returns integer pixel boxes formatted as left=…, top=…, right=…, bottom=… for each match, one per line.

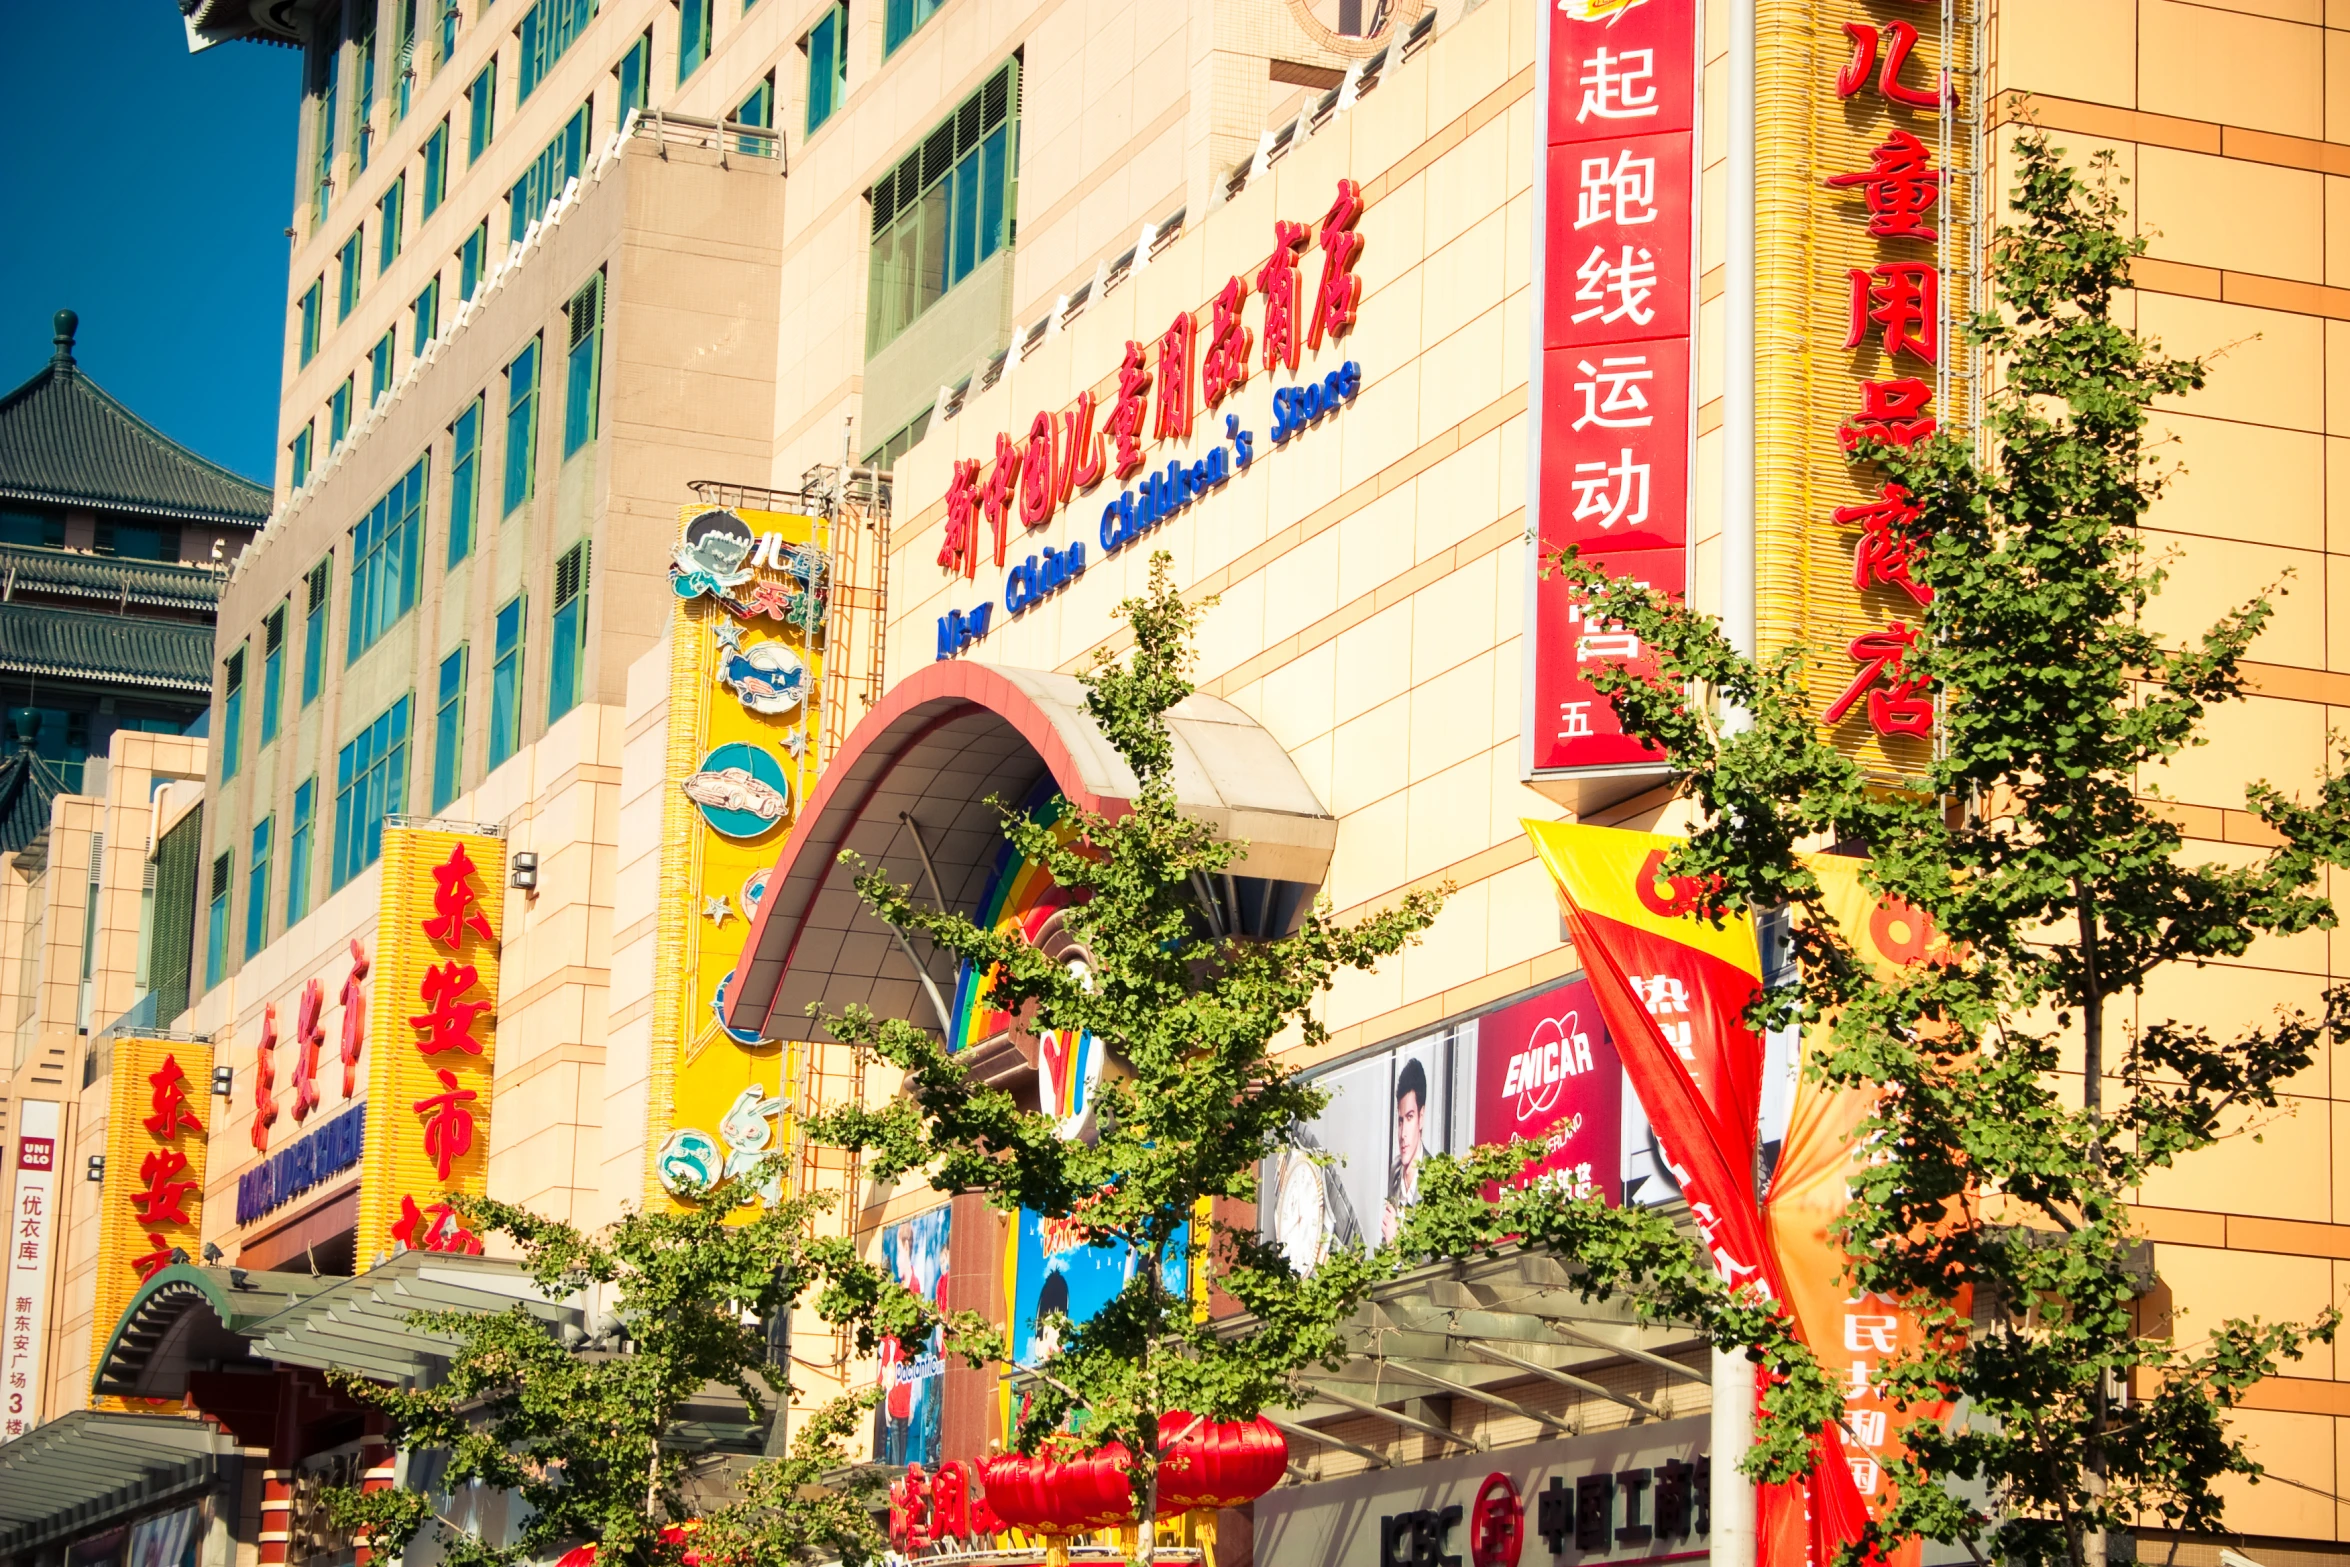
left=490, top=594, right=526, bottom=769
left=468, top=61, right=497, bottom=163
left=449, top=394, right=482, bottom=566
left=204, top=851, right=231, bottom=992
left=331, top=375, right=353, bottom=447
left=287, top=777, right=317, bottom=926
left=347, top=454, right=429, bottom=664
left=617, top=30, right=651, bottom=123
left=503, top=337, right=542, bottom=515
left=413, top=275, right=441, bottom=355
left=302, top=555, right=332, bottom=707
left=422, top=119, right=449, bottom=218
left=289, top=424, right=314, bottom=490
left=864, top=59, right=1020, bottom=356
left=369, top=329, right=396, bottom=405
left=298, top=277, right=324, bottom=367
left=378, top=172, right=405, bottom=273
left=548, top=541, right=589, bottom=723
left=679, top=0, right=712, bottom=81
left=883, top=0, right=944, bottom=57
left=562, top=272, right=603, bottom=458
left=245, top=816, right=273, bottom=960
left=803, top=2, right=845, bottom=135
left=260, top=604, right=287, bottom=746
left=332, top=694, right=413, bottom=891
left=433, top=644, right=469, bottom=812
left=460, top=220, right=488, bottom=301
left=337, top=233, right=363, bottom=321
left=220, top=645, right=246, bottom=783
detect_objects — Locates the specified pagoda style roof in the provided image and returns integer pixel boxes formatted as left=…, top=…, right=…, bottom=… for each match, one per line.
left=0, top=543, right=227, bottom=611
left=0, top=745, right=67, bottom=858
left=0, top=600, right=213, bottom=694
left=0, top=312, right=270, bottom=527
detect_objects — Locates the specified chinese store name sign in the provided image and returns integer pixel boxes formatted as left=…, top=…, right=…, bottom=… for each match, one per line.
left=89, top=1037, right=215, bottom=1409
left=355, top=823, right=506, bottom=1262
left=0, top=1101, right=58, bottom=1440
left=1527, top=0, right=1700, bottom=787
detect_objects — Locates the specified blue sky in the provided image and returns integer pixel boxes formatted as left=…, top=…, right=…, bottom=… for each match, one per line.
left=0, top=2, right=298, bottom=486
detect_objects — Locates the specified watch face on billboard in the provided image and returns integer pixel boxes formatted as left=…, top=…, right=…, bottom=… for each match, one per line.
left=1472, top=979, right=1622, bottom=1203
left=1264, top=1034, right=1453, bottom=1272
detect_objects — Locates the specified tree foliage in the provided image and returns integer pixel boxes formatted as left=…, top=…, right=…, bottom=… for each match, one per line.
left=322, top=1184, right=926, bottom=1567
left=1491, top=129, right=2350, bottom=1567
left=809, top=553, right=1447, bottom=1556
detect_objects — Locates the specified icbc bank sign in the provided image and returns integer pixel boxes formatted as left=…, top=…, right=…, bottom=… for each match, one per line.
left=1527, top=0, right=1700, bottom=781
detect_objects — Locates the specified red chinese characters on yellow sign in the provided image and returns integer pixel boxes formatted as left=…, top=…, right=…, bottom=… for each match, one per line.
left=356, top=826, right=506, bottom=1263
left=90, top=1036, right=214, bottom=1403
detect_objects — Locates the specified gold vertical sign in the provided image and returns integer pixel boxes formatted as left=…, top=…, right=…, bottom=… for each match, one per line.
left=89, top=1036, right=213, bottom=1404
left=1754, top=0, right=1975, bottom=778
left=645, top=507, right=825, bottom=1215
left=355, top=824, right=506, bottom=1262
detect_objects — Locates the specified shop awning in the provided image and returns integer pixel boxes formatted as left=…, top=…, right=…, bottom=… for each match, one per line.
left=91, top=1263, right=340, bottom=1400
left=723, top=660, right=1339, bottom=1042
left=241, top=1252, right=585, bottom=1388
left=0, top=1410, right=236, bottom=1554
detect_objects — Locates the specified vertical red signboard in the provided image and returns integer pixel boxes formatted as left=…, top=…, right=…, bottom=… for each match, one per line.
left=1527, top=0, right=1702, bottom=786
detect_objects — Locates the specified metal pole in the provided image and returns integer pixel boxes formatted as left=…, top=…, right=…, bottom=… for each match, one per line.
left=1712, top=1346, right=1757, bottom=1567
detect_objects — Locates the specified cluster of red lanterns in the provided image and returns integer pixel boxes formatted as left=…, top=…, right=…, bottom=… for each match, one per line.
left=977, top=1412, right=1287, bottom=1560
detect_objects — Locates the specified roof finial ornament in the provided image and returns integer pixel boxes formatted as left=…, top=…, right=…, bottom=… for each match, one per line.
left=50, top=310, right=76, bottom=370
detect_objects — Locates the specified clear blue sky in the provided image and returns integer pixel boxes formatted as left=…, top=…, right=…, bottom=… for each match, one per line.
left=0, top=1, right=298, bottom=487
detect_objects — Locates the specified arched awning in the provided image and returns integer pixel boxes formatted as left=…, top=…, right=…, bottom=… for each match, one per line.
left=89, top=1264, right=331, bottom=1400
left=720, top=661, right=1337, bottom=1043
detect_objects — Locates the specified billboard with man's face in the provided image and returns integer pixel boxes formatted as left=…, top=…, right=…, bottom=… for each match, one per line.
left=1262, top=1032, right=1454, bottom=1273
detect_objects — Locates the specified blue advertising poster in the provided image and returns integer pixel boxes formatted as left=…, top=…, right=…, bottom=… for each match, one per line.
left=874, top=1203, right=951, bottom=1465
left=1008, top=1207, right=1189, bottom=1368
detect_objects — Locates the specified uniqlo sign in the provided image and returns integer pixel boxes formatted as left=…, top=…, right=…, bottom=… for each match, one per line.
left=1528, top=0, right=1700, bottom=780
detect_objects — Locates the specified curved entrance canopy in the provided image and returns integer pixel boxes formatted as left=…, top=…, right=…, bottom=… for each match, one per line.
left=720, top=661, right=1337, bottom=1043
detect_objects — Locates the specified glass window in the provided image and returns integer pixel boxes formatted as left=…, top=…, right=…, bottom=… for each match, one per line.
left=221, top=647, right=245, bottom=783
left=392, top=0, right=416, bottom=122
left=735, top=73, right=772, bottom=153
left=865, top=59, right=1018, bottom=356
left=333, top=695, right=412, bottom=890
left=449, top=395, right=481, bottom=565
left=563, top=273, right=602, bottom=458
left=261, top=604, right=287, bottom=745
left=490, top=595, right=525, bottom=769
left=460, top=221, right=488, bottom=301
left=884, top=0, right=943, bottom=56
left=0, top=511, right=62, bottom=549
left=804, top=3, right=844, bottom=134
left=433, top=645, right=468, bottom=812
left=245, top=817, right=272, bottom=959
left=289, top=424, right=314, bottom=490
left=298, top=277, right=324, bottom=367
left=370, top=330, right=396, bottom=405
left=508, top=101, right=592, bottom=242
left=310, top=38, right=339, bottom=225
left=413, top=276, right=440, bottom=354
left=504, top=338, right=541, bottom=514
left=331, top=376, right=353, bottom=447
left=379, top=173, right=405, bottom=272
left=348, top=455, right=428, bottom=663
left=337, top=233, right=362, bottom=320
left=96, top=522, right=174, bottom=562
left=436, top=0, right=460, bottom=67
left=302, top=555, right=331, bottom=705
left=205, top=852, right=230, bottom=991
left=617, top=31, right=650, bottom=122
left=679, top=0, right=711, bottom=80
left=422, top=120, right=448, bottom=218
left=352, top=16, right=376, bottom=175
left=519, top=0, right=596, bottom=102
left=287, top=777, right=316, bottom=926
left=548, top=542, right=589, bottom=722
left=468, top=62, right=496, bottom=163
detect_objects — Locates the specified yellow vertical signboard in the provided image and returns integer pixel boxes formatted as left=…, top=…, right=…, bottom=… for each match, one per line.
left=645, top=507, right=826, bottom=1213
left=354, top=823, right=507, bottom=1262
left=89, top=1035, right=214, bottom=1404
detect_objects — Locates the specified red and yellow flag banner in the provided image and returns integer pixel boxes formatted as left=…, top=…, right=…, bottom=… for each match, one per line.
left=1523, top=821, right=1872, bottom=1567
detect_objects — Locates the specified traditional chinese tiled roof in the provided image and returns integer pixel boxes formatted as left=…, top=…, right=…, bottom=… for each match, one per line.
left=0, top=745, right=68, bottom=858
left=0, top=544, right=227, bottom=611
left=0, top=313, right=270, bottom=526
left=0, top=600, right=214, bottom=693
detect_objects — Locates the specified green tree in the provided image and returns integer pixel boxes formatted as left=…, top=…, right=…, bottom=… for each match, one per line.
left=810, top=553, right=1446, bottom=1562
left=322, top=1185, right=924, bottom=1567
left=1496, top=128, right=2350, bottom=1567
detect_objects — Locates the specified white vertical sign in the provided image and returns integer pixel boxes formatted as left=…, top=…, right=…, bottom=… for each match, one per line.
left=1, top=1100, right=60, bottom=1440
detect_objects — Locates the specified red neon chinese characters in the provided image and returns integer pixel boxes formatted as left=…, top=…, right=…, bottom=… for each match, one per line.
left=291, top=977, right=324, bottom=1122
left=142, top=1055, right=203, bottom=1142
left=131, top=1234, right=178, bottom=1281
left=131, top=1149, right=199, bottom=1226
left=414, top=1069, right=480, bottom=1182
left=393, top=1194, right=485, bottom=1255
left=340, top=939, right=369, bottom=1097
left=423, top=843, right=495, bottom=946
left=1839, top=378, right=1938, bottom=451
left=1844, top=262, right=1939, bottom=364
left=1058, top=391, right=1104, bottom=497
left=1154, top=310, right=1197, bottom=443
left=1202, top=276, right=1251, bottom=410
left=1825, top=129, right=1940, bottom=241
left=1307, top=179, right=1366, bottom=351
left=1257, top=220, right=1310, bottom=375
left=1106, top=341, right=1152, bottom=480
left=1835, top=19, right=1945, bottom=109
left=412, top=961, right=490, bottom=1056
left=1836, top=483, right=1933, bottom=606
left=251, top=1003, right=280, bottom=1153
left=1018, top=411, right=1058, bottom=528
left=981, top=433, right=1017, bottom=568
left=1825, top=622, right=1934, bottom=738
left=937, top=458, right=981, bottom=578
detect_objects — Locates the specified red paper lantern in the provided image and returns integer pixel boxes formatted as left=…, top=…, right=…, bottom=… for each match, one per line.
left=1153, top=1412, right=1287, bottom=1515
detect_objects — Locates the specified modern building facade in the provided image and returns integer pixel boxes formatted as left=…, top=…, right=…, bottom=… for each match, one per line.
left=1, top=0, right=2346, bottom=1566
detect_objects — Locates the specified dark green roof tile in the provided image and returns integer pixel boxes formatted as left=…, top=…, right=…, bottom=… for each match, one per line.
left=0, top=545, right=227, bottom=610
left=0, top=601, right=213, bottom=694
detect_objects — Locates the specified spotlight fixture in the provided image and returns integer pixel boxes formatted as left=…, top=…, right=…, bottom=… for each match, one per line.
left=511, top=851, right=539, bottom=891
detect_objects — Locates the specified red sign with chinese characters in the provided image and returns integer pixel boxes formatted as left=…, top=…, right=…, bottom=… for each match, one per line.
left=1530, top=0, right=1701, bottom=778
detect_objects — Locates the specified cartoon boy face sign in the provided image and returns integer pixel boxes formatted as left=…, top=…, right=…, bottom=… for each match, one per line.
left=671, top=509, right=757, bottom=597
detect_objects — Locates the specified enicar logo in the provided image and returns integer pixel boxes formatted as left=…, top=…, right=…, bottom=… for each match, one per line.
left=15, top=1138, right=51, bottom=1173
left=1500, top=1013, right=1597, bottom=1121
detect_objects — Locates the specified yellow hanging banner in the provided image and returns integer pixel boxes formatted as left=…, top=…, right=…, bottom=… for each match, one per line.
left=89, top=1035, right=214, bottom=1405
